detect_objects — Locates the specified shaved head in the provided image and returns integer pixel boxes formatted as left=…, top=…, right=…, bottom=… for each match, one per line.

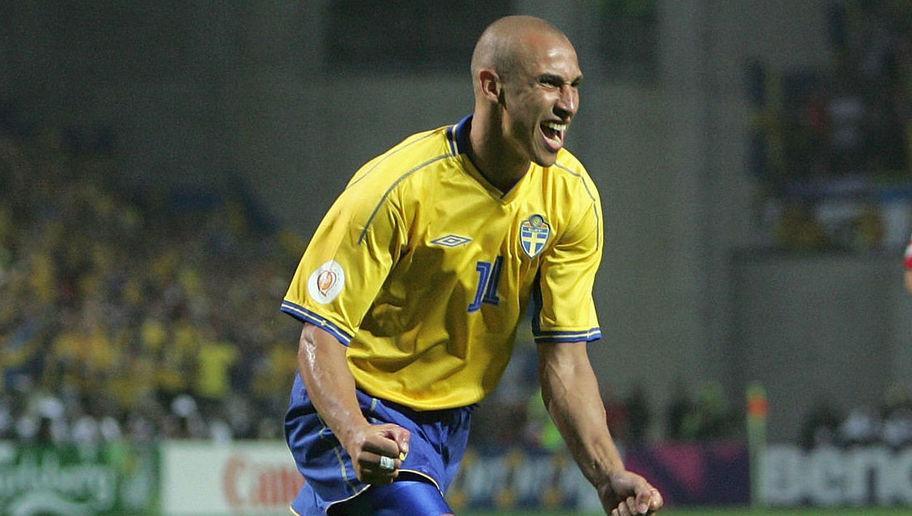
left=467, top=15, right=582, bottom=184
left=470, top=15, right=571, bottom=80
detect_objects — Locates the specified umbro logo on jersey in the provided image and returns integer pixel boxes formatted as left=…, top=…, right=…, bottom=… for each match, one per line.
left=431, top=235, right=472, bottom=247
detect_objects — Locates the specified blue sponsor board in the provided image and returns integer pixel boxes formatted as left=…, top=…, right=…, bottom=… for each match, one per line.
left=447, top=447, right=601, bottom=512
left=448, top=442, right=750, bottom=511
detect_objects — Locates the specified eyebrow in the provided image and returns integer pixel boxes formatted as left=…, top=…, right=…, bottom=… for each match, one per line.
left=539, top=73, right=583, bottom=86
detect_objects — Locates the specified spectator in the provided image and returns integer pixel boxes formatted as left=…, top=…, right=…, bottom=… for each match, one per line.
left=665, top=380, right=693, bottom=441
left=881, top=384, right=912, bottom=449
left=624, top=384, right=651, bottom=445
left=799, top=398, right=842, bottom=449
left=839, top=406, right=881, bottom=447
left=903, top=231, right=912, bottom=293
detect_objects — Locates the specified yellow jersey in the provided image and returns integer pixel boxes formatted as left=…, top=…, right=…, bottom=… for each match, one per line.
left=282, top=116, right=603, bottom=410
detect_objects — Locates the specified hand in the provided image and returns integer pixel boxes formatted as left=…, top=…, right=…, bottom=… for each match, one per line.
left=342, top=422, right=411, bottom=484
left=597, top=470, right=663, bottom=515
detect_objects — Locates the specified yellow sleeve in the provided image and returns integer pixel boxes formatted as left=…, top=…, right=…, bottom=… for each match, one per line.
left=532, top=183, right=602, bottom=344
left=281, top=184, right=406, bottom=345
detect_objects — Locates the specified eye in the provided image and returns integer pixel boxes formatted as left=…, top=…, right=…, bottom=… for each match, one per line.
left=538, top=75, right=562, bottom=88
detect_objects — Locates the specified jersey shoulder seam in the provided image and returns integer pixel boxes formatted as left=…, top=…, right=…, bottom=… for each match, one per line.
left=357, top=152, right=451, bottom=245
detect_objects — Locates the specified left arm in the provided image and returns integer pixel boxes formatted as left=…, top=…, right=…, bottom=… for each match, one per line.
left=538, top=341, right=663, bottom=515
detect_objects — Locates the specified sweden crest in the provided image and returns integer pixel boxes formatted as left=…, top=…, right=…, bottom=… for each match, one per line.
left=520, top=214, right=550, bottom=258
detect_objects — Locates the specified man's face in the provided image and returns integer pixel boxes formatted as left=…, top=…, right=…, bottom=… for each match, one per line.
left=499, top=34, right=582, bottom=167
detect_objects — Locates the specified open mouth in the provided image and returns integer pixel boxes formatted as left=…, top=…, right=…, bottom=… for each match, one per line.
left=540, top=121, right=567, bottom=152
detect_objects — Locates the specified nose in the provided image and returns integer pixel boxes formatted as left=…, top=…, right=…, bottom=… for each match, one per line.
left=555, top=85, right=578, bottom=119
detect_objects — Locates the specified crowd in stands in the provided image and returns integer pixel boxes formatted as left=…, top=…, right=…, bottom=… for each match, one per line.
left=775, top=1, right=912, bottom=182
left=762, top=1, right=912, bottom=252
left=0, top=119, right=305, bottom=445
left=801, top=383, right=912, bottom=450
left=483, top=350, right=743, bottom=451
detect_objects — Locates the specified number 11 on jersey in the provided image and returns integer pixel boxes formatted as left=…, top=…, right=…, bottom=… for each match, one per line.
left=468, top=256, right=503, bottom=312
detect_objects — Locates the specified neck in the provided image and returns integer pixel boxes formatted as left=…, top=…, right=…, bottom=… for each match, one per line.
left=467, top=113, right=529, bottom=193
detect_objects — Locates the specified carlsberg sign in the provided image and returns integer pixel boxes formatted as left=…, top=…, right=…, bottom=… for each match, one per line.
left=763, top=444, right=912, bottom=506
left=0, top=442, right=158, bottom=514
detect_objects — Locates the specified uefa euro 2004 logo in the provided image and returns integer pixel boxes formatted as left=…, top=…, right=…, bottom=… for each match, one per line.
left=307, top=260, right=345, bottom=304
left=317, top=270, right=337, bottom=297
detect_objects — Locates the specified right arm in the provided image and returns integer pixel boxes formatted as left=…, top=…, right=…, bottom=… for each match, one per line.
left=297, top=322, right=410, bottom=483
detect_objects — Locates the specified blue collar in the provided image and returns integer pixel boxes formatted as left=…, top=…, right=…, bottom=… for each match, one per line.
left=447, top=115, right=472, bottom=156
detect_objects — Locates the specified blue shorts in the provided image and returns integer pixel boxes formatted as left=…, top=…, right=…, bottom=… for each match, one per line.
left=284, top=375, right=473, bottom=515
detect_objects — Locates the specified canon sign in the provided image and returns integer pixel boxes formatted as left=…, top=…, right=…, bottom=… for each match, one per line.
left=222, top=455, right=303, bottom=509
left=161, top=441, right=305, bottom=514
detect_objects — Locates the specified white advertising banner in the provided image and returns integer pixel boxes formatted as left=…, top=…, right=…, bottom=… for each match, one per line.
left=762, top=444, right=912, bottom=507
left=161, top=441, right=303, bottom=515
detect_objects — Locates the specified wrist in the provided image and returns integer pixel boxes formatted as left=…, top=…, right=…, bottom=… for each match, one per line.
left=337, top=416, right=372, bottom=451
left=568, top=438, right=627, bottom=490
left=593, top=466, right=626, bottom=488
left=589, top=458, right=626, bottom=489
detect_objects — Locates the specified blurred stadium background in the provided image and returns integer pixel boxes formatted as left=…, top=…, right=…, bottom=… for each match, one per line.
left=3, top=0, right=912, bottom=514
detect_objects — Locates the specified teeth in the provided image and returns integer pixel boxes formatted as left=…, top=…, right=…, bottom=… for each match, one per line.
left=543, top=122, right=567, bottom=132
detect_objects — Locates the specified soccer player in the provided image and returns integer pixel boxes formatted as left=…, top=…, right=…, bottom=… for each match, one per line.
left=905, top=233, right=912, bottom=293
left=281, top=15, right=664, bottom=516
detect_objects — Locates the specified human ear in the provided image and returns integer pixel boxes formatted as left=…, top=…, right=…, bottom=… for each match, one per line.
left=478, top=69, right=501, bottom=102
